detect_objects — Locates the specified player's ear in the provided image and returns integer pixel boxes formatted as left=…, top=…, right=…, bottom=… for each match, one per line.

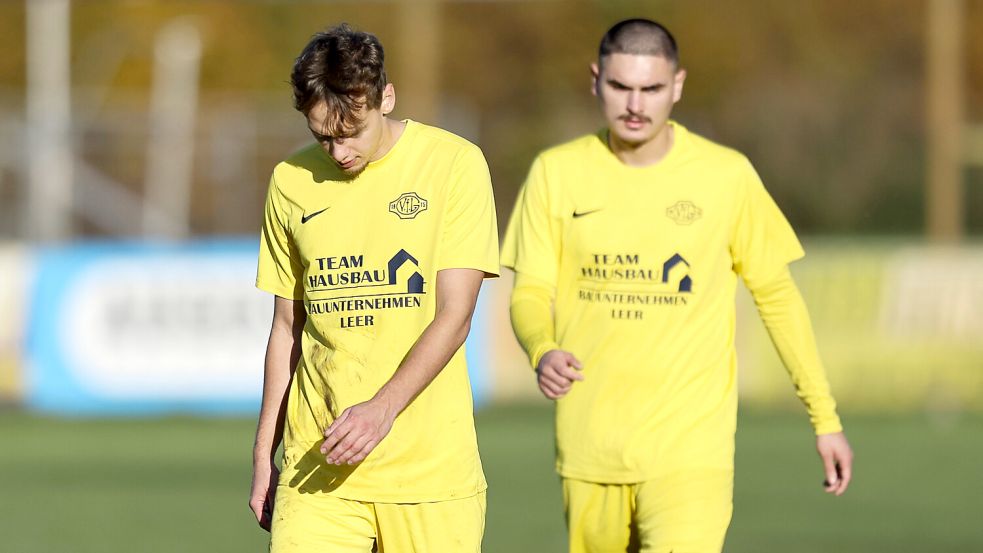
left=381, top=83, right=396, bottom=115
left=589, top=62, right=600, bottom=97
left=672, top=68, right=686, bottom=104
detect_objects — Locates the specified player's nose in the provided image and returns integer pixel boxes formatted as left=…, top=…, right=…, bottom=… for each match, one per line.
left=329, top=142, right=350, bottom=163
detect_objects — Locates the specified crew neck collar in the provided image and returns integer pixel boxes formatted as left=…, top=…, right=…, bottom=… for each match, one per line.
left=597, top=120, right=687, bottom=173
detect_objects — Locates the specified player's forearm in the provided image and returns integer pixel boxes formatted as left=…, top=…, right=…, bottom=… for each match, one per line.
left=373, top=290, right=477, bottom=416
left=510, top=271, right=559, bottom=368
left=253, top=356, right=292, bottom=465
left=253, top=300, right=304, bottom=465
left=750, top=267, right=842, bottom=435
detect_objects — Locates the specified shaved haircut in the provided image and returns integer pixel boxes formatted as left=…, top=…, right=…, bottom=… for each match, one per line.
left=599, top=18, right=679, bottom=68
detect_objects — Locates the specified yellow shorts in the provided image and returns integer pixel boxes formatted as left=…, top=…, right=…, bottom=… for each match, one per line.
left=563, top=469, right=733, bottom=553
left=270, top=485, right=486, bottom=553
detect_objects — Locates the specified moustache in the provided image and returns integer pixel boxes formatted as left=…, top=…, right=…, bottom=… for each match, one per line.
left=618, top=115, right=651, bottom=123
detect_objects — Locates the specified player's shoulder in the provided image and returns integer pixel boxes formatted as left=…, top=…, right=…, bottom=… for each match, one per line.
left=534, top=132, right=606, bottom=166
left=409, top=120, right=486, bottom=161
left=677, top=124, right=754, bottom=172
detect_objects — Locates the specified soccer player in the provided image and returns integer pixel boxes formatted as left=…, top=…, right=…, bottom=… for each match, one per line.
left=248, top=24, right=498, bottom=552
left=502, top=18, right=853, bottom=553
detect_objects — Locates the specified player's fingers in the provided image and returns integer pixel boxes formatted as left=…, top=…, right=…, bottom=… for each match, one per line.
left=321, top=421, right=354, bottom=457
left=538, top=380, right=562, bottom=399
left=539, top=377, right=564, bottom=396
left=540, top=368, right=573, bottom=389
left=540, top=369, right=575, bottom=395
left=566, top=353, right=584, bottom=371
left=835, top=458, right=853, bottom=496
left=260, top=503, right=272, bottom=532
left=334, top=433, right=372, bottom=465
left=249, top=496, right=271, bottom=531
left=821, top=453, right=839, bottom=493
left=326, top=429, right=365, bottom=464
left=323, top=409, right=351, bottom=438
left=347, top=438, right=380, bottom=465
left=556, top=363, right=584, bottom=382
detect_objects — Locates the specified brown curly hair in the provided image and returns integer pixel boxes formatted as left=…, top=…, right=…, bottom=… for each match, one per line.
left=291, top=23, right=388, bottom=135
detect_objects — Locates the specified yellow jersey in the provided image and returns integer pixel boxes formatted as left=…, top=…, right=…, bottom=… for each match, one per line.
left=257, top=120, right=499, bottom=502
left=503, top=122, right=839, bottom=483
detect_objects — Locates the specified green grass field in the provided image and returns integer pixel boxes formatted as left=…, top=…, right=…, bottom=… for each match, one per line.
left=1, top=404, right=980, bottom=552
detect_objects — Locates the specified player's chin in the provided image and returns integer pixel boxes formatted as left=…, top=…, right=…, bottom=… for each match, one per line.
left=612, top=127, right=654, bottom=145
left=340, top=162, right=368, bottom=177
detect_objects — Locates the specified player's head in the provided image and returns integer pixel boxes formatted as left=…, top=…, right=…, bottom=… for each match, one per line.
left=291, top=23, right=396, bottom=176
left=591, top=19, right=686, bottom=147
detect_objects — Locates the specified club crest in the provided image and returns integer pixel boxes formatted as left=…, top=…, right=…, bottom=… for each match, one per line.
left=666, top=201, right=702, bottom=225
left=389, top=192, right=428, bottom=219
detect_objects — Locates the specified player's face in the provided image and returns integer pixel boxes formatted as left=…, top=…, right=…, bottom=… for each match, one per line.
left=306, top=84, right=396, bottom=176
left=592, top=53, right=685, bottom=147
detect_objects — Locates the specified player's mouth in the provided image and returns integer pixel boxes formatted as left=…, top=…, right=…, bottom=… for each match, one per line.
left=338, top=158, right=359, bottom=170
left=620, top=116, right=650, bottom=131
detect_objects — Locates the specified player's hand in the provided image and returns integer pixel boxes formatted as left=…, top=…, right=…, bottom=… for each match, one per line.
left=536, top=349, right=584, bottom=399
left=816, top=431, right=853, bottom=496
left=249, top=460, right=279, bottom=532
left=321, top=397, right=396, bottom=465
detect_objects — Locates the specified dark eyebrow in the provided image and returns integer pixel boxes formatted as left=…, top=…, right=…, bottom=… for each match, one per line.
left=605, top=78, right=666, bottom=91
left=308, top=127, right=331, bottom=141
left=606, top=78, right=631, bottom=90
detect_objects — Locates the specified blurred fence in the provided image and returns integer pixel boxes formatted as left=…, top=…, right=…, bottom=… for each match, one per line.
left=1, top=238, right=981, bottom=415
left=2, top=0, right=983, bottom=242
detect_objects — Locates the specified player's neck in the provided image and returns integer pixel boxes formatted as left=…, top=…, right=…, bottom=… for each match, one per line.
left=608, top=123, right=674, bottom=168
left=370, top=117, right=407, bottom=162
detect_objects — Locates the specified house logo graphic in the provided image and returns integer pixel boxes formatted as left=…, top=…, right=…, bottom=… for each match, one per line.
left=387, top=249, right=425, bottom=293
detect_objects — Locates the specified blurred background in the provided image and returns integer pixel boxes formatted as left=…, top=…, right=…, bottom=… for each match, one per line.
left=0, top=0, right=981, bottom=552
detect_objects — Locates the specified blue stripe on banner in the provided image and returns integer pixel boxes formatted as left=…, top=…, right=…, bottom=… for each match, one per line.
left=465, top=282, right=493, bottom=410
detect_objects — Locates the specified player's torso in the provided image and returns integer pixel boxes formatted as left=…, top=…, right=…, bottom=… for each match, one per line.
left=289, top=165, right=440, bottom=339
left=551, top=152, right=741, bottom=356
left=275, top=133, right=460, bottom=407
left=545, top=133, right=747, bottom=479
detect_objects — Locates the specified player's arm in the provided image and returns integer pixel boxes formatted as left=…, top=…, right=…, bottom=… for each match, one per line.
left=319, top=267, right=485, bottom=465
left=749, top=266, right=853, bottom=496
left=510, top=271, right=583, bottom=399
left=249, top=295, right=305, bottom=531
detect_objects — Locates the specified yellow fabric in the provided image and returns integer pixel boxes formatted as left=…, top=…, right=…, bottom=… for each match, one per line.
left=271, top=486, right=486, bottom=553
left=509, top=272, right=559, bottom=368
left=750, top=267, right=842, bottom=434
left=563, top=471, right=733, bottom=553
left=257, top=120, right=499, bottom=503
left=503, top=121, right=840, bottom=483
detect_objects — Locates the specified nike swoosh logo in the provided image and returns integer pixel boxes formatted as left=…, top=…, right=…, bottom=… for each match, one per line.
left=301, top=207, right=329, bottom=224
left=572, top=209, right=603, bottom=218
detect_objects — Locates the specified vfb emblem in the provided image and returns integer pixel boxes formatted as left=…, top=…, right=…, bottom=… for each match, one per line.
left=666, top=200, right=702, bottom=225
left=389, top=192, right=428, bottom=219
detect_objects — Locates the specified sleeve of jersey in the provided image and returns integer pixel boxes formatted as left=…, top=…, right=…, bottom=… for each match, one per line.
left=509, top=271, right=559, bottom=369
left=501, top=156, right=561, bottom=284
left=437, top=145, right=500, bottom=276
left=256, top=174, right=305, bottom=299
left=750, top=267, right=843, bottom=435
left=730, top=159, right=805, bottom=290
